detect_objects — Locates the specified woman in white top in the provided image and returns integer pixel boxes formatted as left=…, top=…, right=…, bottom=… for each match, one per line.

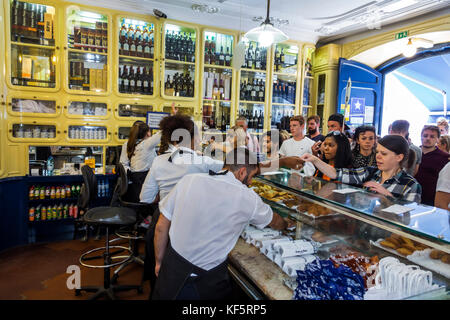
left=120, top=121, right=161, bottom=202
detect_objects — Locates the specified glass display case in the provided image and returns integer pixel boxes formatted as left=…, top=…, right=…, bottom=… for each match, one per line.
left=116, top=102, right=154, bottom=119
left=65, top=100, right=108, bottom=118
left=201, top=30, right=234, bottom=132
left=301, top=46, right=315, bottom=119
left=117, top=17, right=155, bottom=96
left=161, top=102, right=194, bottom=118
left=117, top=126, right=131, bottom=140
left=12, top=123, right=56, bottom=140
left=228, top=171, right=450, bottom=300
left=162, top=23, right=197, bottom=99
left=271, top=43, right=299, bottom=130
left=67, top=125, right=107, bottom=141
left=8, top=96, right=59, bottom=118
left=9, top=1, right=57, bottom=90
left=238, top=69, right=266, bottom=133
left=65, top=7, right=109, bottom=93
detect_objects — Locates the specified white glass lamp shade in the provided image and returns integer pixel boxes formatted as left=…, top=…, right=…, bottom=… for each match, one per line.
left=244, top=23, right=288, bottom=47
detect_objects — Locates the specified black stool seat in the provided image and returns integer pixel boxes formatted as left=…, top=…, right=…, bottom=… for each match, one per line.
left=83, top=207, right=136, bottom=226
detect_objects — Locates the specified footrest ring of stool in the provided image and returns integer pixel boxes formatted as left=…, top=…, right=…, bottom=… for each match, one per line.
left=115, top=227, right=145, bottom=241
left=79, top=246, right=132, bottom=269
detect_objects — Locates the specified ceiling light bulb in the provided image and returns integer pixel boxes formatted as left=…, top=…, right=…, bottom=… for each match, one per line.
left=259, top=31, right=273, bottom=47
left=403, top=39, right=417, bottom=57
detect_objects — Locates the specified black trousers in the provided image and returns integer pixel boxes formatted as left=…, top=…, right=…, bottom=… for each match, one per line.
left=143, top=207, right=160, bottom=296
left=126, top=170, right=148, bottom=203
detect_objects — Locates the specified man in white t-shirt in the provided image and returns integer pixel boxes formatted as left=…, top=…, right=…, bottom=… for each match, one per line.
left=152, top=148, right=288, bottom=300
left=279, top=115, right=316, bottom=176
left=435, top=162, right=450, bottom=210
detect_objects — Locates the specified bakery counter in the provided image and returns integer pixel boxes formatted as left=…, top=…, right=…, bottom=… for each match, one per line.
left=228, top=238, right=293, bottom=300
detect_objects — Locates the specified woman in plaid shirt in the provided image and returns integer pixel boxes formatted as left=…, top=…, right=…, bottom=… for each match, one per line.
left=301, top=135, right=422, bottom=203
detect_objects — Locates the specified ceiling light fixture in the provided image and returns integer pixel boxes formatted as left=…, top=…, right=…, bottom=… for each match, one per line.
left=244, top=0, right=288, bottom=47
left=191, top=4, right=219, bottom=14
left=402, top=37, right=434, bottom=57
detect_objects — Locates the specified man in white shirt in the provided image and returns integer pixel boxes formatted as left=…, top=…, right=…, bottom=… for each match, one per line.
left=279, top=115, right=316, bottom=176
left=236, top=117, right=260, bottom=153
left=435, top=162, right=450, bottom=210
left=152, top=148, right=288, bottom=300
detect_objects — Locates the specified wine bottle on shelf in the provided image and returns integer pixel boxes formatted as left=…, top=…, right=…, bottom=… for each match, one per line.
left=129, top=66, right=136, bottom=93
left=225, top=47, right=231, bottom=66
left=219, top=46, right=225, bottom=66
left=250, top=79, right=256, bottom=101
left=259, top=79, right=265, bottom=102
left=135, top=67, right=142, bottom=93
left=219, top=78, right=225, bottom=100
left=280, top=48, right=285, bottom=67
left=255, top=45, right=261, bottom=70
left=246, top=80, right=252, bottom=101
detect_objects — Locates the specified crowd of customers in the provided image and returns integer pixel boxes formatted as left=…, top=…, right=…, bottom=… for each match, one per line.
left=117, top=110, right=449, bottom=300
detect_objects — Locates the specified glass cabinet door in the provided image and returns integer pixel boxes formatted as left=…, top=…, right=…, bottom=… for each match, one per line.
left=241, top=40, right=268, bottom=72
left=238, top=69, right=267, bottom=133
left=117, top=103, right=153, bottom=119
left=271, top=43, right=299, bottom=130
left=118, top=127, right=131, bottom=140
left=66, top=7, right=109, bottom=93
left=9, top=96, right=58, bottom=117
left=68, top=125, right=107, bottom=141
left=301, top=46, right=315, bottom=118
left=162, top=23, right=197, bottom=99
left=117, top=17, right=155, bottom=96
left=9, top=1, right=57, bottom=89
left=10, top=123, right=57, bottom=141
left=202, top=31, right=234, bottom=132
left=66, top=100, right=108, bottom=118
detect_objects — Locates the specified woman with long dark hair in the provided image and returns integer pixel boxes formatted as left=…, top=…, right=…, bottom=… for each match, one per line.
left=351, top=125, right=377, bottom=168
left=119, top=121, right=161, bottom=202
left=314, top=131, right=352, bottom=181
left=301, top=135, right=422, bottom=202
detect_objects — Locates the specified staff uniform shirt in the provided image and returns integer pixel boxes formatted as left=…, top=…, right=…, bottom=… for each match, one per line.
left=415, top=147, right=449, bottom=205
left=120, top=132, right=161, bottom=173
left=335, top=167, right=422, bottom=203
left=279, top=137, right=316, bottom=176
left=139, top=145, right=224, bottom=203
left=159, top=171, right=273, bottom=271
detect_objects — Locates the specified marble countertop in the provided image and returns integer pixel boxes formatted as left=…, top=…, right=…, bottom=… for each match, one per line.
left=228, top=238, right=294, bottom=300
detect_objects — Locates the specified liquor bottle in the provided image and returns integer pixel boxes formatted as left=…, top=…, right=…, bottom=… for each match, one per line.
left=122, top=66, right=129, bottom=93
left=255, top=44, right=261, bottom=69
left=205, top=44, right=210, bottom=64
left=280, top=48, right=285, bottom=67
left=122, top=28, right=130, bottom=56
left=275, top=47, right=281, bottom=71
left=149, top=27, right=155, bottom=59
left=225, top=46, right=231, bottom=67
left=247, top=44, right=253, bottom=69
left=219, top=78, right=225, bottom=100
left=246, top=80, right=252, bottom=101
left=129, top=33, right=136, bottom=56
left=258, top=79, right=265, bottom=102
left=251, top=79, right=257, bottom=101
left=149, top=67, right=154, bottom=95
left=258, top=111, right=264, bottom=131
left=142, top=67, right=149, bottom=94
left=129, top=66, right=136, bottom=93
left=135, top=67, right=142, bottom=94
left=136, top=36, right=144, bottom=57
left=212, top=79, right=219, bottom=100
left=240, top=81, right=246, bottom=101
left=219, top=46, right=225, bottom=66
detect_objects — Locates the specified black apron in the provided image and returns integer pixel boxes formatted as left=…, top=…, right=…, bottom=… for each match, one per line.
left=125, top=170, right=148, bottom=203
left=152, top=240, right=232, bottom=300
left=143, top=207, right=160, bottom=291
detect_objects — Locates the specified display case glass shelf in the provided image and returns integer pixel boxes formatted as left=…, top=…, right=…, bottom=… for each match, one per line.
left=12, top=123, right=56, bottom=139
left=117, top=103, right=153, bottom=119
left=11, top=97, right=56, bottom=115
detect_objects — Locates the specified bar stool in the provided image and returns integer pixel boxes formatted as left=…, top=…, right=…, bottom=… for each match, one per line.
left=110, top=164, right=154, bottom=284
left=75, top=165, right=142, bottom=300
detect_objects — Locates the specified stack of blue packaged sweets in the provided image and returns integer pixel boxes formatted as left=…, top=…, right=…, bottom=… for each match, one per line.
left=293, top=259, right=366, bottom=300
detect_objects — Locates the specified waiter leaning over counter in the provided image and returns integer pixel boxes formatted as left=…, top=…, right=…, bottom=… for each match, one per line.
left=152, top=147, right=289, bottom=300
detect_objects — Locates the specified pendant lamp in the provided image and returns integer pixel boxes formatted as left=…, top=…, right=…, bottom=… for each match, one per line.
left=244, top=0, right=288, bottom=47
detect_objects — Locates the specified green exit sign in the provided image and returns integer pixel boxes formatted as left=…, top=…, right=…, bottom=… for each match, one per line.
left=395, top=31, right=409, bottom=40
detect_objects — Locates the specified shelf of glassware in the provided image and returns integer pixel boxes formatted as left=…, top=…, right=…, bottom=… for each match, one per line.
left=63, top=97, right=110, bottom=120
left=8, top=1, right=58, bottom=92
left=115, top=102, right=154, bottom=121
left=117, top=17, right=156, bottom=97
left=6, top=94, right=61, bottom=118
left=65, top=6, right=110, bottom=95
left=65, top=124, right=110, bottom=144
left=8, top=121, right=59, bottom=144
